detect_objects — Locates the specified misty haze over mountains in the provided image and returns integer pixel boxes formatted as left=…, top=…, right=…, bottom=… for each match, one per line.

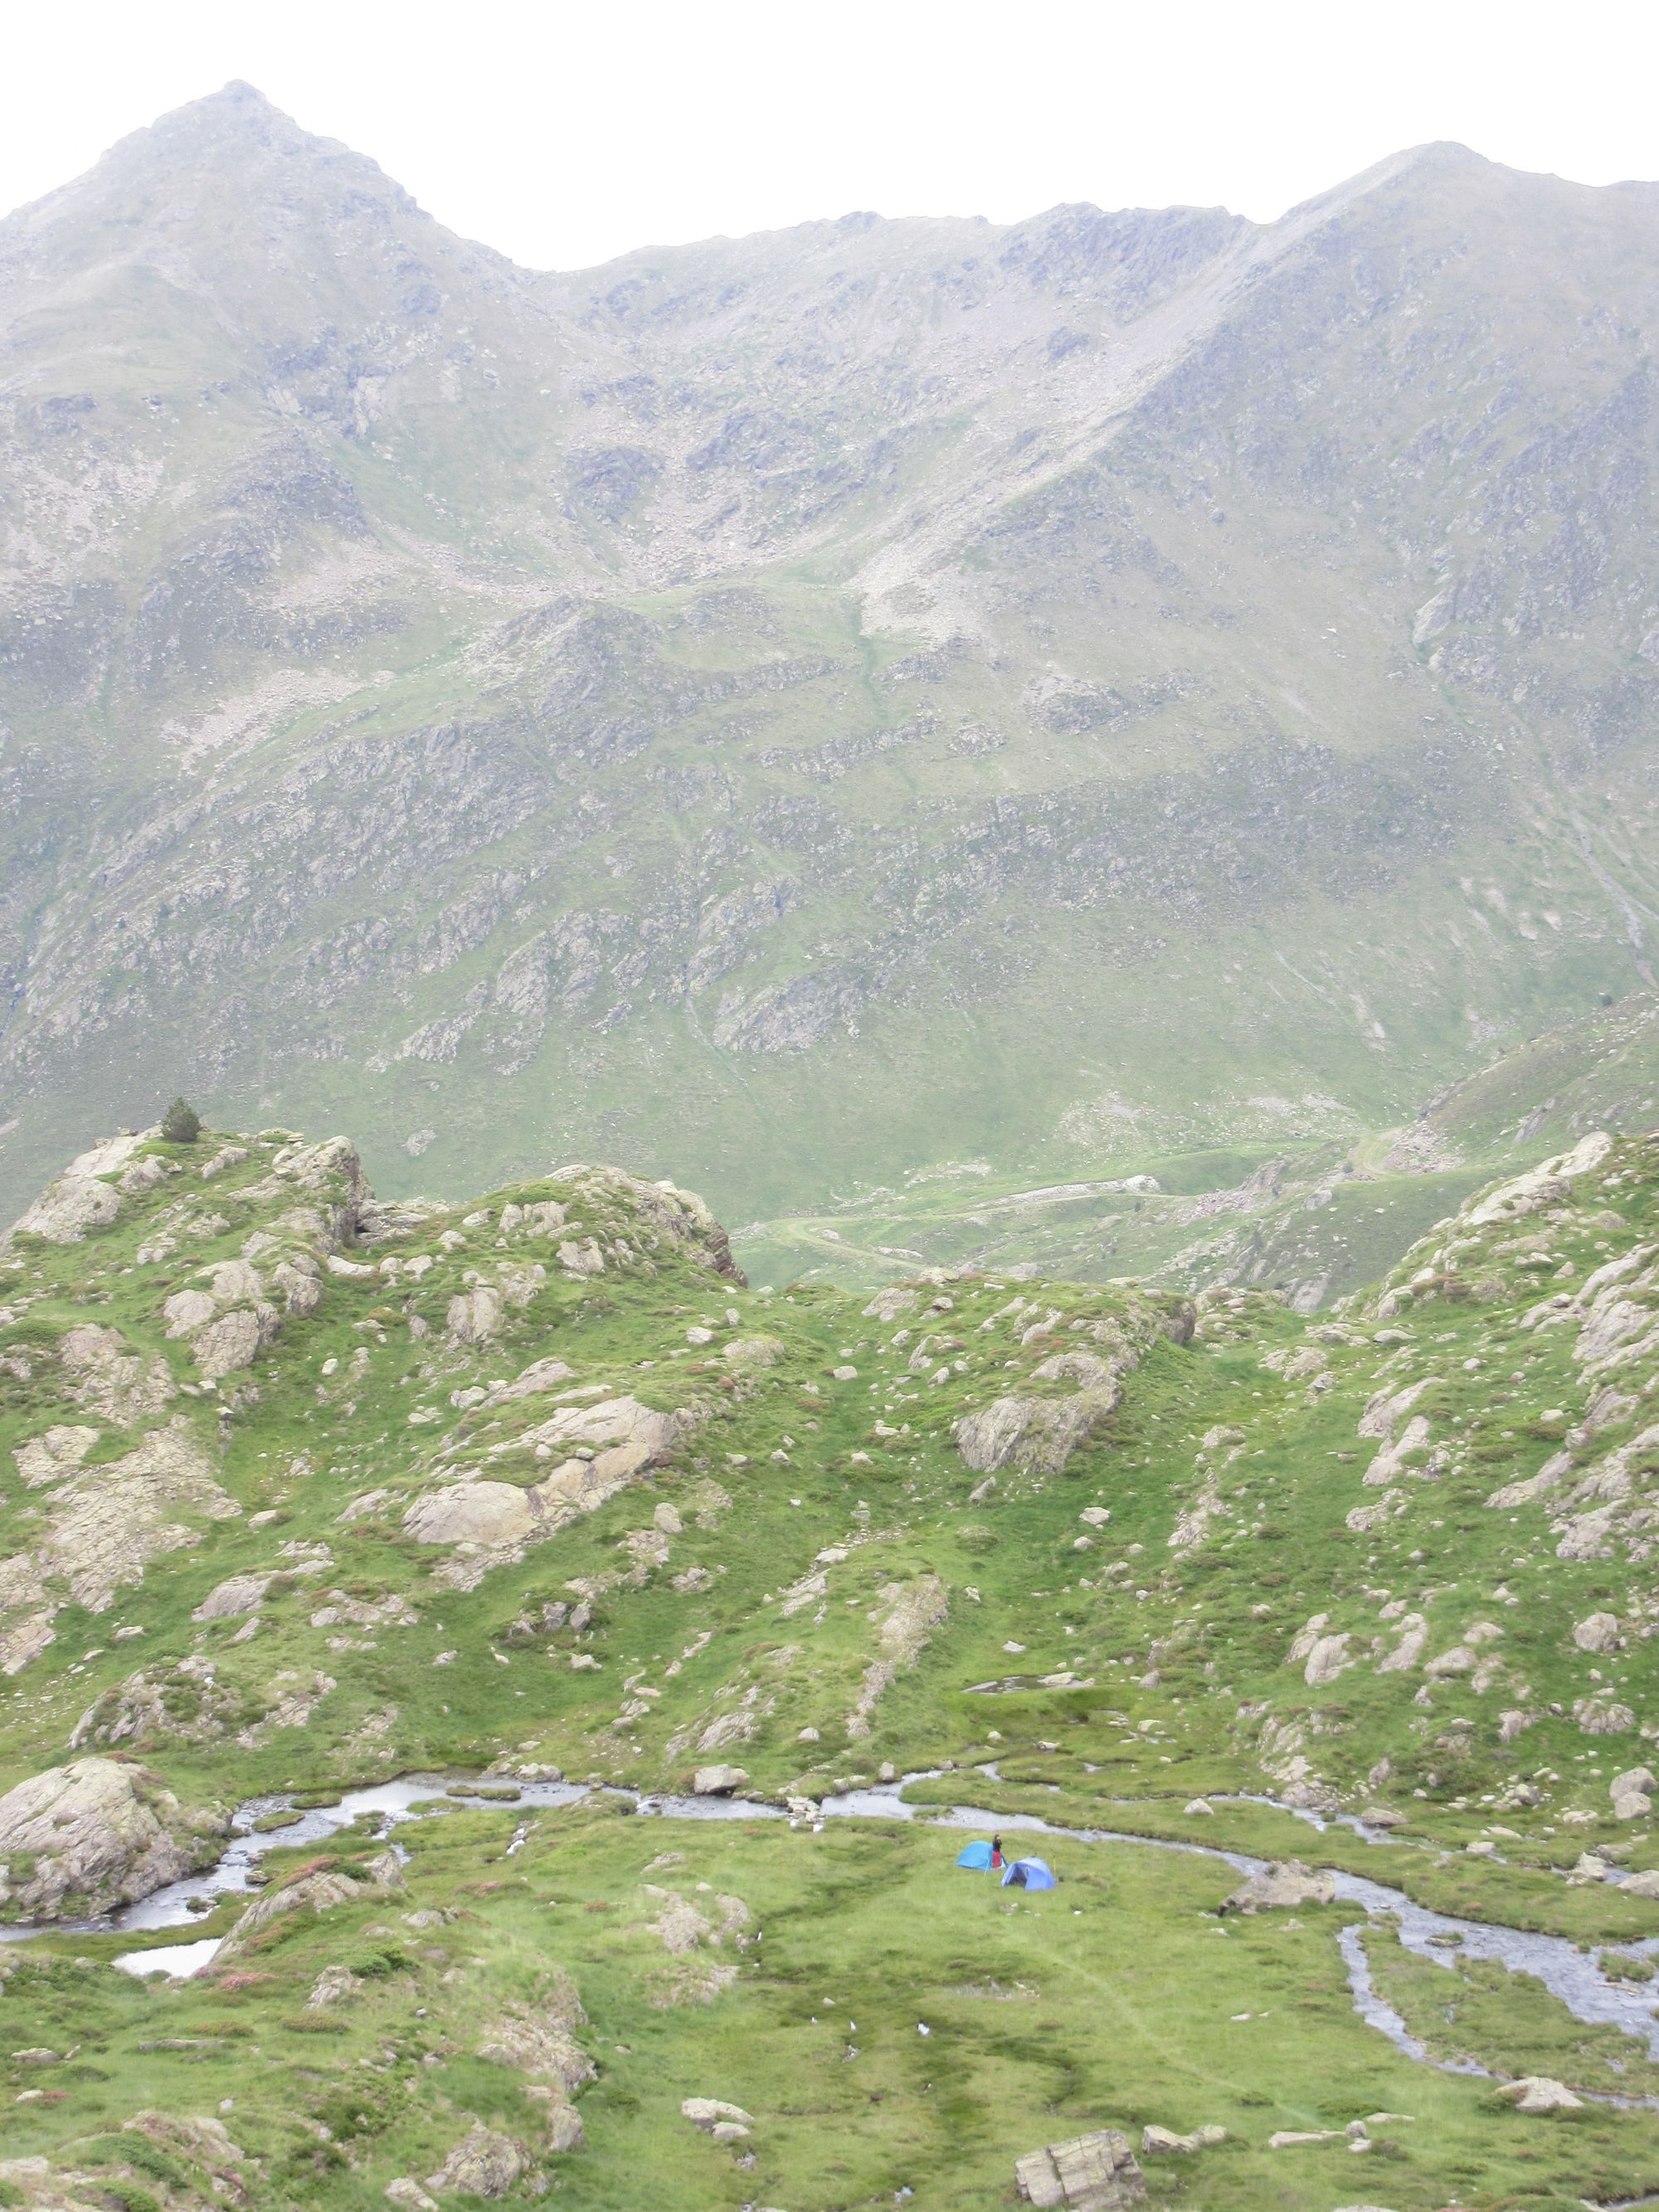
left=3, top=81, right=1657, bottom=1274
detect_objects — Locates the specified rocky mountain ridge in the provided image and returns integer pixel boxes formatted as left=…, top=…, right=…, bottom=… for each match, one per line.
left=3, top=89, right=1658, bottom=1250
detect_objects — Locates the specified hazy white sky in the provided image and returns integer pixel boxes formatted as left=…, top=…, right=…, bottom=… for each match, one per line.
left=3, top=0, right=1657, bottom=270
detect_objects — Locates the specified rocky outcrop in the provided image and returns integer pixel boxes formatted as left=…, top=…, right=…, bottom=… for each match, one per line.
left=846, top=1573, right=948, bottom=1738
left=56, top=1324, right=174, bottom=1421
left=213, top=1847, right=402, bottom=1961
left=477, top=1967, right=594, bottom=2146
left=550, top=1164, right=746, bottom=1283
left=1494, top=2076, right=1585, bottom=2113
left=425, top=2127, right=524, bottom=2199
left=1463, top=1133, right=1613, bottom=1227
left=954, top=1295, right=1185, bottom=1479
left=1220, top=1860, right=1336, bottom=1913
left=5, top=1131, right=149, bottom=1244
left=1015, top=2129, right=1145, bottom=2209
left=956, top=1393, right=1108, bottom=1478
left=0, top=1757, right=223, bottom=1919
left=403, top=1395, right=699, bottom=1575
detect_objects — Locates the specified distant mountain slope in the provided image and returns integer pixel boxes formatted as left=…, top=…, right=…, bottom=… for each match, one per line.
left=2, top=85, right=1657, bottom=1240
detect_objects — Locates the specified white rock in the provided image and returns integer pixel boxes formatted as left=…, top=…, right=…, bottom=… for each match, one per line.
left=1494, top=2076, right=1584, bottom=2113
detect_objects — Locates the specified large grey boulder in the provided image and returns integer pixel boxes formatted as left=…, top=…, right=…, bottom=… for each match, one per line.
left=1220, top=1860, right=1336, bottom=1913
left=692, top=1764, right=748, bottom=1796
left=1494, top=2076, right=1585, bottom=2113
left=425, top=2126, right=524, bottom=2198
left=1015, top=2128, right=1145, bottom=2208
left=0, top=1757, right=222, bottom=1918
left=6, top=1132, right=147, bottom=1245
left=682, top=2097, right=754, bottom=2132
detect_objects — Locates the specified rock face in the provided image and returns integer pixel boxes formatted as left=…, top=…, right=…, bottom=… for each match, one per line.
left=1015, top=2129, right=1146, bottom=2209
left=0, top=1757, right=222, bottom=1919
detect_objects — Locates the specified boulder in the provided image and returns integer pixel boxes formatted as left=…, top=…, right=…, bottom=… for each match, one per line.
left=1618, top=1869, right=1659, bottom=1899
left=7, top=1132, right=144, bottom=1244
left=692, top=1765, right=748, bottom=1796
left=1141, top=2123, right=1226, bottom=2155
left=192, top=1573, right=275, bottom=1623
left=447, top=1288, right=504, bottom=1344
left=425, top=2126, right=524, bottom=2198
left=681, top=2098, right=755, bottom=2132
left=192, top=1306, right=272, bottom=1379
left=1573, top=1612, right=1623, bottom=1654
left=545, top=2102, right=585, bottom=2152
left=1574, top=1695, right=1636, bottom=1736
left=1220, top=1860, right=1336, bottom=1913
left=404, top=1482, right=541, bottom=1546
left=1494, top=2076, right=1585, bottom=2113
left=0, top=1757, right=221, bottom=1919
left=1015, top=2128, right=1146, bottom=2209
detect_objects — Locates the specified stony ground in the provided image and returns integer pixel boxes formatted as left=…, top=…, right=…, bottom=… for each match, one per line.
left=4, top=1119, right=1659, bottom=2207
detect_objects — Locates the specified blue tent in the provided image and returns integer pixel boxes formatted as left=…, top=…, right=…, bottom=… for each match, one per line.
left=1001, top=1857, right=1057, bottom=1890
left=956, top=1840, right=995, bottom=1870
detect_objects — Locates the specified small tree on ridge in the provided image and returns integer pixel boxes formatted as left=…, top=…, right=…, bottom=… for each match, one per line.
left=160, top=1096, right=202, bottom=1145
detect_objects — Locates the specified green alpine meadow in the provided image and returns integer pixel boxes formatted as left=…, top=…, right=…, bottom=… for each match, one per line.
left=5, top=68, right=1659, bottom=2212
left=3, top=1112, right=1659, bottom=2208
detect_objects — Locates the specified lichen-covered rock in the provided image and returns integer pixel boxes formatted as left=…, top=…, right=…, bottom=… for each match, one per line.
left=56, top=1325, right=174, bottom=1421
left=691, top=1764, right=748, bottom=1796
left=404, top=1398, right=699, bottom=1564
left=6, top=1132, right=146, bottom=1244
left=1494, top=2075, right=1585, bottom=2113
left=0, top=1757, right=222, bottom=1919
left=426, top=2127, right=524, bottom=2199
left=1220, top=1860, right=1336, bottom=1913
left=1015, top=2127, right=1145, bottom=2208
left=682, top=2097, right=754, bottom=2131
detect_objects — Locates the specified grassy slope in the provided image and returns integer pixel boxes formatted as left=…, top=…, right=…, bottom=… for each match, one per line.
left=4, top=1123, right=1659, bottom=2205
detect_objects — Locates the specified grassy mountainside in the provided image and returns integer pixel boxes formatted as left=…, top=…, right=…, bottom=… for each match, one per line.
left=4, top=1121, right=1659, bottom=2205
left=2, top=89, right=1658, bottom=1239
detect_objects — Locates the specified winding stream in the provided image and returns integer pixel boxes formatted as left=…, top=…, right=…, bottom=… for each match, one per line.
left=7, top=1770, right=1658, bottom=2083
